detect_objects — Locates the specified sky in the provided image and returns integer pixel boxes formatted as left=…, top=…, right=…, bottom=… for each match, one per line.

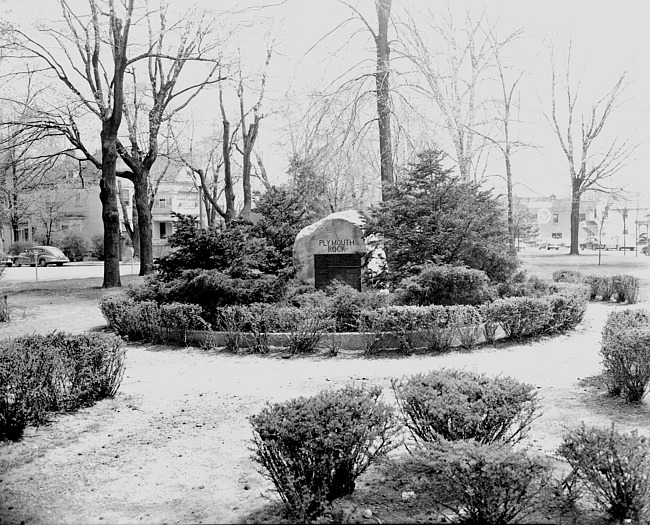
left=2, top=0, right=649, bottom=205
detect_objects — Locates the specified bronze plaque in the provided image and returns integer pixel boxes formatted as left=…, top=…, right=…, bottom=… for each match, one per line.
left=314, top=253, right=362, bottom=291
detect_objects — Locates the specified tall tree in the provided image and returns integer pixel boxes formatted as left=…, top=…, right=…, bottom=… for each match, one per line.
left=4, top=0, right=140, bottom=286
left=544, top=44, right=635, bottom=255
left=219, top=47, right=272, bottom=221
left=472, top=24, right=528, bottom=250
left=339, top=0, right=394, bottom=200
left=116, top=2, right=222, bottom=275
left=366, top=148, right=518, bottom=285
left=400, top=7, right=494, bottom=181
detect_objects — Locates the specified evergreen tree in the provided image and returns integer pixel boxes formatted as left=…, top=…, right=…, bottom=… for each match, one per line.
left=367, top=149, right=518, bottom=284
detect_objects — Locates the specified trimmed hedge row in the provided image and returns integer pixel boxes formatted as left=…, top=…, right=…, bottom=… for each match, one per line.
left=553, top=270, right=640, bottom=304
left=0, top=332, right=126, bottom=441
left=100, top=283, right=590, bottom=352
left=100, top=293, right=211, bottom=343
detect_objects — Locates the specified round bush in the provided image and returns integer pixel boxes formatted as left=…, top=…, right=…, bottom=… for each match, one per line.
left=395, top=264, right=494, bottom=306
left=416, top=439, right=552, bottom=525
left=249, top=384, right=399, bottom=521
left=392, top=369, right=540, bottom=445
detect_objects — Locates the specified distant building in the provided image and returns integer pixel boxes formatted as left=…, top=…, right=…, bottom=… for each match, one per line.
left=1, top=163, right=202, bottom=259
left=150, top=167, right=202, bottom=258
left=523, top=192, right=601, bottom=246
left=522, top=191, right=650, bottom=251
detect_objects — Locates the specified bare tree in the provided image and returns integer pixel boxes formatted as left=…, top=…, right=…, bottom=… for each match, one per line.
left=399, top=7, right=494, bottom=181
left=169, top=123, right=226, bottom=227
left=544, top=44, right=635, bottom=255
left=218, top=47, right=272, bottom=221
left=116, top=2, right=223, bottom=275
left=471, top=24, right=528, bottom=250
left=3, top=0, right=141, bottom=286
left=332, top=0, right=394, bottom=200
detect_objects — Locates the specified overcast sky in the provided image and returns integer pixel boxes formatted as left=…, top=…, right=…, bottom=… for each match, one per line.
left=3, top=0, right=649, bottom=204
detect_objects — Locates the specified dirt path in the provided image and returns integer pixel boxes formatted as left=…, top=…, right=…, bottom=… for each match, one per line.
left=1, top=298, right=650, bottom=524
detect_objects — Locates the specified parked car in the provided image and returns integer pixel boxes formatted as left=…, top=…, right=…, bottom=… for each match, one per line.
left=0, top=252, right=14, bottom=266
left=13, top=246, right=70, bottom=267
left=579, top=236, right=606, bottom=250
left=538, top=242, right=563, bottom=250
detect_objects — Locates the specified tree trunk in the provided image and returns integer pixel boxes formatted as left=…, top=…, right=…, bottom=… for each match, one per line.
left=375, top=0, right=394, bottom=201
left=222, top=119, right=235, bottom=223
left=570, top=178, right=581, bottom=255
left=240, top=140, right=253, bottom=219
left=100, top=126, right=122, bottom=288
left=505, top=150, right=515, bottom=251
left=132, top=197, right=140, bottom=259
left=134, top=176, right=153, bottom=276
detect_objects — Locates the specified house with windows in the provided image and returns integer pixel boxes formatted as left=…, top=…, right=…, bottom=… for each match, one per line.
left=523, top=192, right=650, bottom=251
left=523, top=193, right=601, bottom=246
left=150, top=167, right=202, bottom=258
left=1, top=163, right=202, bottom=259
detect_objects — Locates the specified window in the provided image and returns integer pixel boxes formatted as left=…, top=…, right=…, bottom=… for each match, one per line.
left=160, top=222, right=167, bottom=239
left=579, top=213, right=586, bottom=222
left=552, top=233, right=563, bottom=239
left=553, top=214, right=559, bottom=223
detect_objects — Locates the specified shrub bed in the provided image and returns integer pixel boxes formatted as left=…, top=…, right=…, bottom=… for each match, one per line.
left=249, top=384, right=399, bottom=521
left=600, top=308, right=650, bottom=402
left=0, top=332, right=126, bottom=441
left=102, top=284, right=589, bottom=353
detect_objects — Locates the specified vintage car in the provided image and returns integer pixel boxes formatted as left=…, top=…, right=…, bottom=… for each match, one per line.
left=12, top=246, right=70, bottom=267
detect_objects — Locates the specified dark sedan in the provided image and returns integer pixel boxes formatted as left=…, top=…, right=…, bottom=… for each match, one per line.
left=13, top=246, right=70, bottom=267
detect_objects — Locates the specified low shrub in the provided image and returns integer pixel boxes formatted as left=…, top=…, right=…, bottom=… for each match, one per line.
left=558, top=424, right=650, bottom=522
left=447, top=305, right=484, bottom=349
left=277, top=306, right=333, bottom=354
left=552, top=269, right=584, bottom=284
left=323, top=281, right=390, bottom=332
left=553, top=272, right=639, bottom=304
left=546, top=283, right=590, bottom=332
left=414, top=439, right=552, bottom=525
left=0, top=332, right=126, bottom=441
left=0, top=338, right=57, bottom=440
left=482, top=296, right=552, bottom=340
left=392, top=369, right=540, bottom=445
left=496, top=274, right=550, bottom=298
left=59, top=232, right=91, bottom=262
left=600, top=309, right=650, bottom=402
left=395, top=264, right=494, bottom=306
left=614, top=274, right=640, bottom=304
left=91, top=233, right=104, bottom=260
left=249, top=384, right=399, bottom=521
left=100, top=293, right=210, bottom=343
left=0, top=294, right=9, bottom=323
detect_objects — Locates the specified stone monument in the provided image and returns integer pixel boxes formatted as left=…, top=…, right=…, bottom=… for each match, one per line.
left=293, top=210, right=368, bottom=291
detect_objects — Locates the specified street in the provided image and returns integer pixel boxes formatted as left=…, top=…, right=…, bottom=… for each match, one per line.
left=1, top=261, right=140, bottom=283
